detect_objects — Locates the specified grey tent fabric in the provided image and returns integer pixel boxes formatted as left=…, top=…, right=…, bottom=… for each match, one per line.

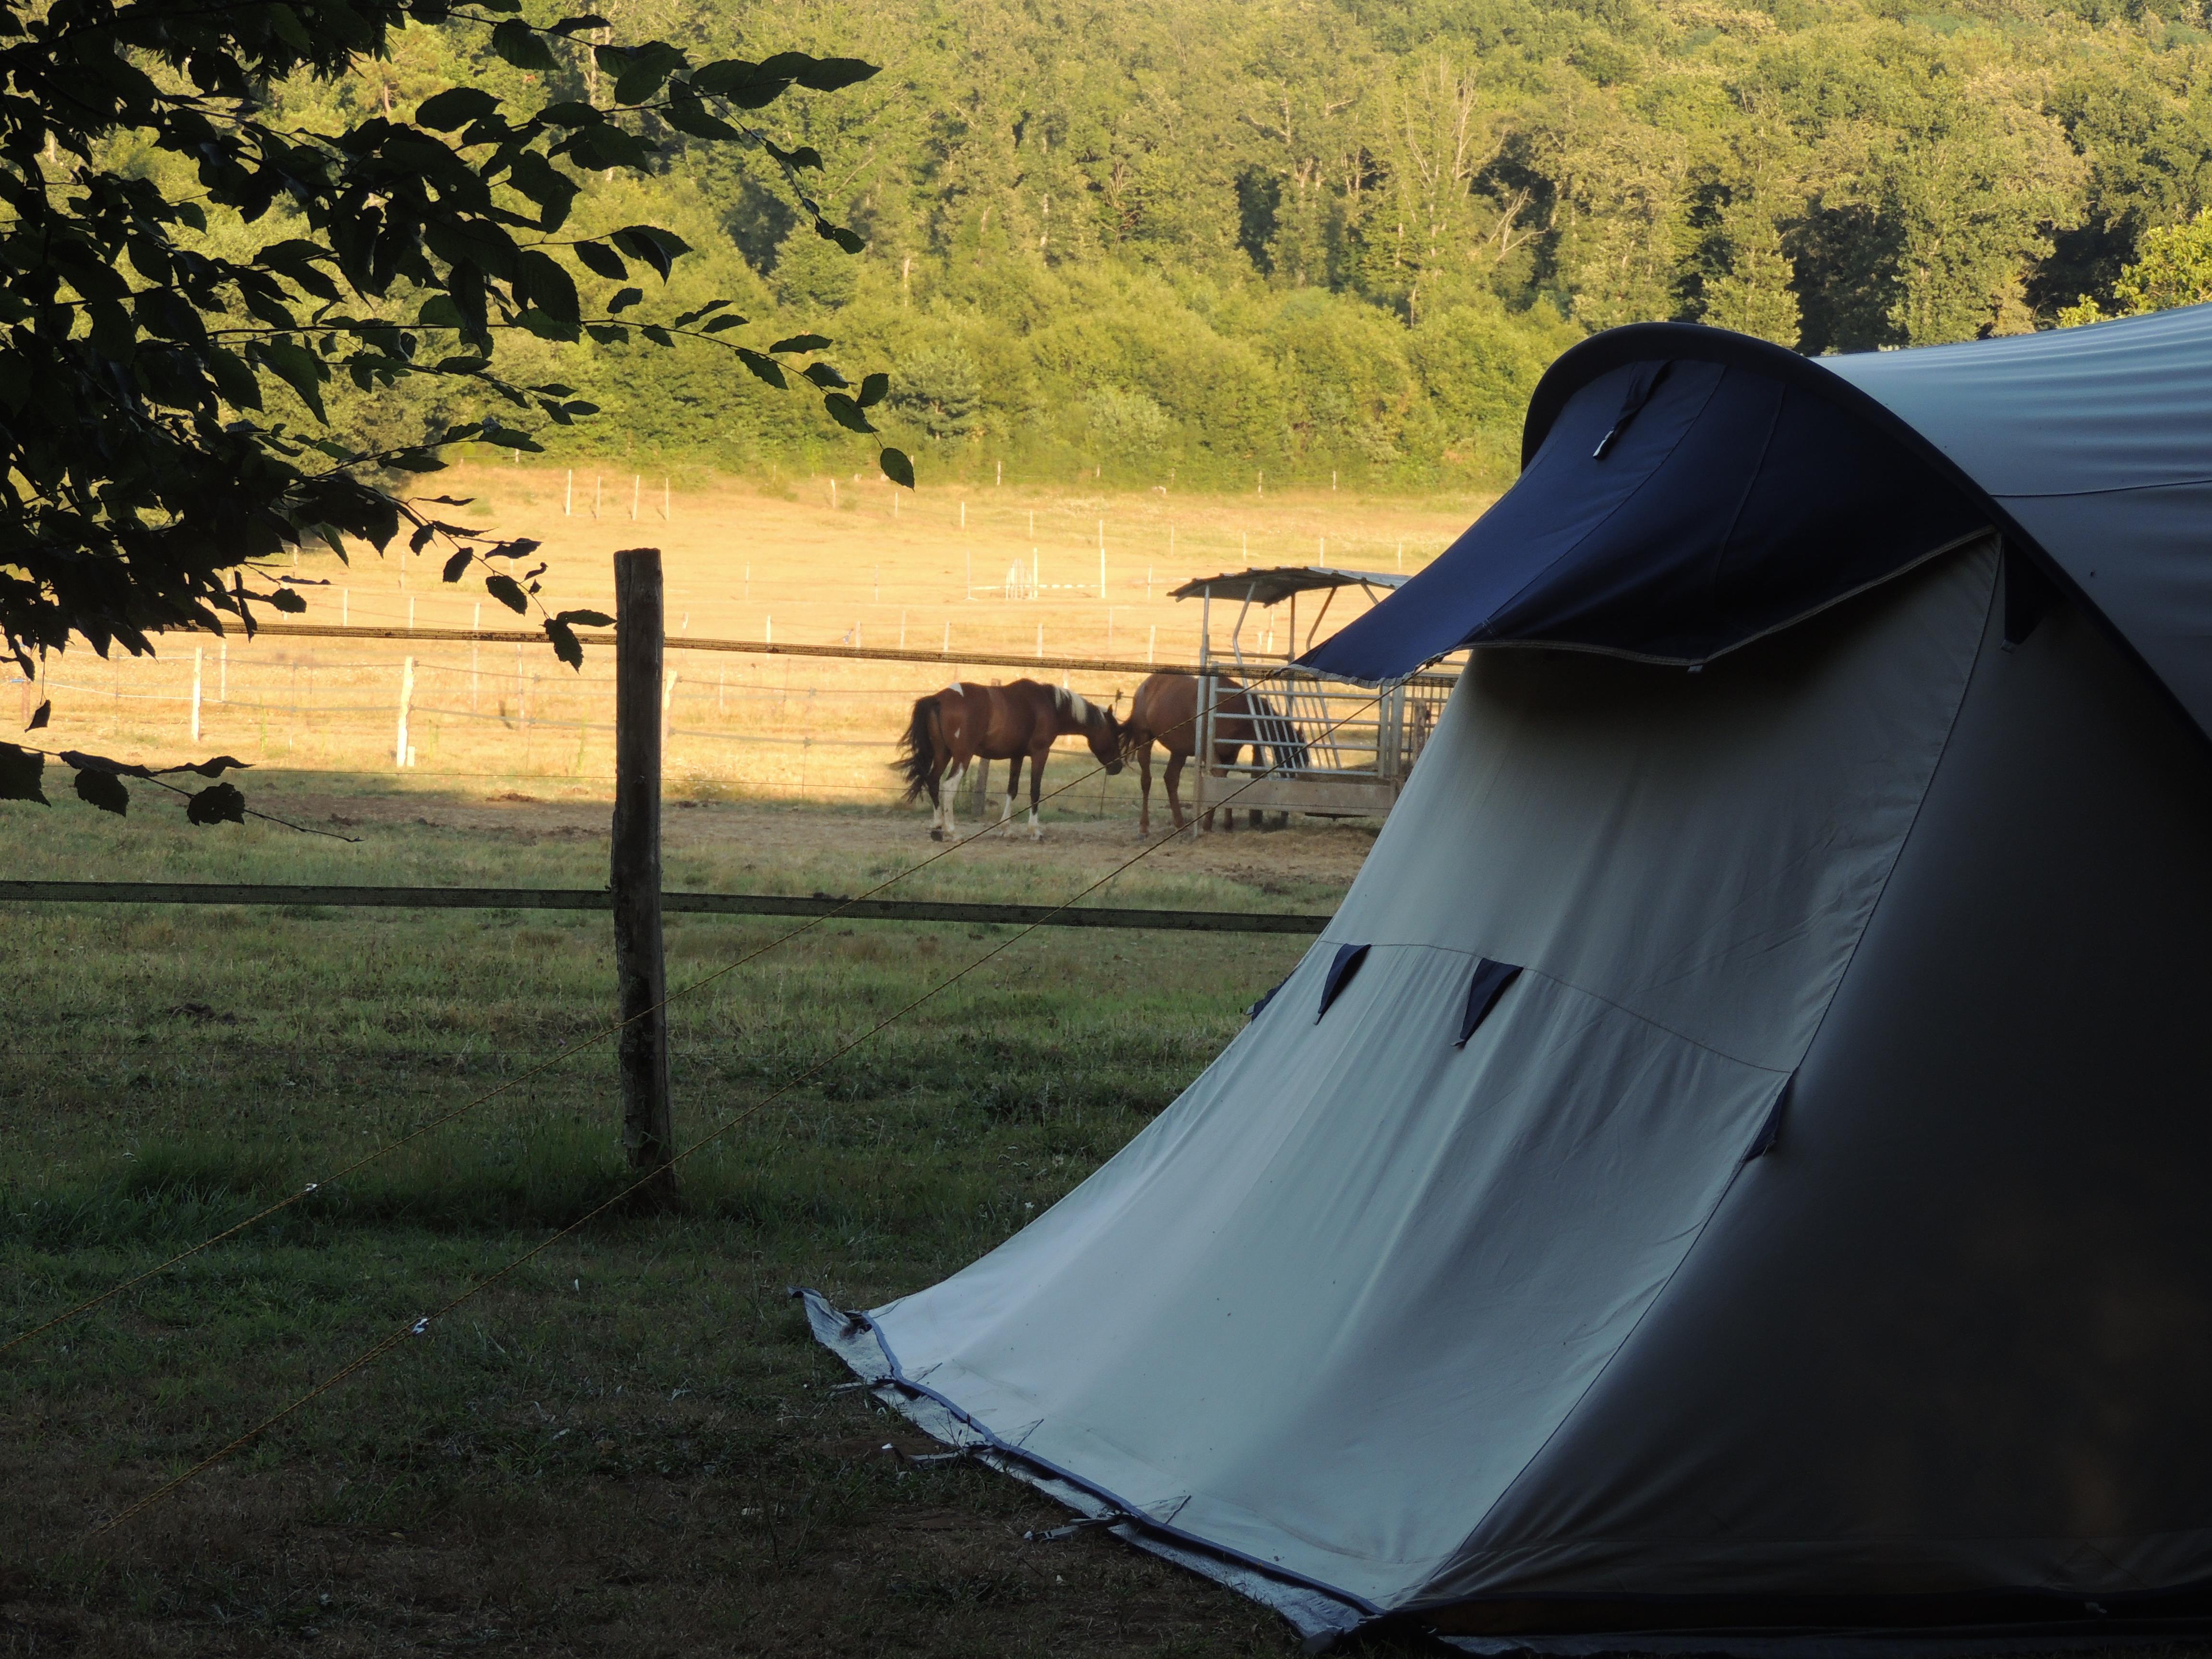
left=810, top=315, right=2212, bottom=1651
left=816, top=542, right=2045, bottom=1633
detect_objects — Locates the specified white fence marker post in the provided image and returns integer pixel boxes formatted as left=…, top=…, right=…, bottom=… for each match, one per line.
left=396, top=656, right=414, bottom=769
left=1148, top=625, right=1156, bottom=665
left=631, top=475, right=640, bottom=520
left=661, top=666, right=678, bottom=751
left=565, top=469, right=573, bottom=516
left=190, top=647, right=203, bottom=741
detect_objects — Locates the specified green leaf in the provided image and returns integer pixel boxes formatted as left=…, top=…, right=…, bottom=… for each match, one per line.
left=417, top=294, right=466, bottom=328
left=822, top=391, right=874, bottom=433
left=267, top=588, right=308, bottom=613
left=663, top=101, right=741, bottom=142
left=73, top=767, right=128, bottom=816
left=607, top=287, right=644, bottom=313
left=639, top=324, right=673, bottom=347
left=185, top=782, right=247, bottom=827
left=856, top=371, right=890, bottom=409
left=700, top=314, right=745, bottom=334
left=736, top=349, right=786, bottom=389
left=817, top=221, right=866, bottom=254
left=613, top=43, right=687, bottom=105
left=554, top=608, right=614, bottom=627
left=879, top=447, right=915, bottom=489
left=802, top=362, right=849, bottom=389
left=771, top=333, right=833, bottom=353
left=775, top=53, right=880, bottom=91
left=0, top=744, right=46, bottom=805
left=515, top=249, right=581, bottom=326
left=443, top=548, right=474, bottom=582
left=610, top=226, right=688, bottom=280
left=485, top=573, right=529, bottom=613
left=417, top=87, right=500, bottom=131
left=544, top=616, right=583, bottom=669
left=254, top=339, right=328, bottom=421
left=206, top=347, right=262, bottom=410
left=572, top=240, right=626, bottom=280
left=491, top=19, right=559, bottom=72
left=550, top=13, right=612, bottom=32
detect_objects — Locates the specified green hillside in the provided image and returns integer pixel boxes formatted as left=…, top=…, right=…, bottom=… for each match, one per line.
left=287, top=0, right=2212, bottom=487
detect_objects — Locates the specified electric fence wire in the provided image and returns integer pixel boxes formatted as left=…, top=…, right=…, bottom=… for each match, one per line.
left=0, top=663, right=1337, bottom=1367
left=84, top=679, right=1383, bottom=1540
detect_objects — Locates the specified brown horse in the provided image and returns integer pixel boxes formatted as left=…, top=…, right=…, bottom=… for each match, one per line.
left=1126, top=671, right=1301, bottom=835
left=895, top=678, right=1125, bottom=840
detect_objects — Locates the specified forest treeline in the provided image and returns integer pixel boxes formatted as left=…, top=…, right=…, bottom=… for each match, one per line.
left=290, top=0, right=2212, bottom=488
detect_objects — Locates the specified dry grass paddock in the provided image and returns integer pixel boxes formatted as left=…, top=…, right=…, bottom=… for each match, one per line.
left=14, top=466, right=1484, bottom=810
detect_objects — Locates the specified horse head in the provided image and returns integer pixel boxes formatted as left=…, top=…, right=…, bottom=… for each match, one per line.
left=1089, top=706, right=1127, bottom=775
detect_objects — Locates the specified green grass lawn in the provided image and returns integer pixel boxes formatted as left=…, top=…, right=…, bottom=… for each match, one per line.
left=0, top=775, right=1399, bottom=1656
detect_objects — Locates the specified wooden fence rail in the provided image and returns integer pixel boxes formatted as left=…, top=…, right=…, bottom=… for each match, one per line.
left=0, top=881, right=1332, bottom=934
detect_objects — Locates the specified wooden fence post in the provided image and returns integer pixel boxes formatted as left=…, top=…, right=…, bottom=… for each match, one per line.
left=613, top=547, right=677, bottom=1201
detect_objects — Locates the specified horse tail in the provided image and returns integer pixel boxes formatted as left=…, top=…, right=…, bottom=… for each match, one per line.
left=892, top=694, right=942, bottom=802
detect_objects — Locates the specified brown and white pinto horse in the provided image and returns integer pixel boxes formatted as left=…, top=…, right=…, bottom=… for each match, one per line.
left=1126, top=670, right=1301, bottom=835
left=895, top=678, right=1125, bottom=840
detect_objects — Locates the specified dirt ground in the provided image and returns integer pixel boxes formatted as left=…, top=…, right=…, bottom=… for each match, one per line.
left=280, top=784, right=1381, bottom=898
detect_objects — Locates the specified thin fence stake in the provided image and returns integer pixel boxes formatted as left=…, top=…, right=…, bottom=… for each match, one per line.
left=662, top=478, right=670, bottom=520
left=595, top=475, right=602, bottom=518
left=1148, top=625, right=1156, bottom=665
left=661, top=665, right=678, bottom=752
left=565, top=469, right=573, bottom=516
left=217, top=641, right=227, bottom=703
left=341, top=589, right=349, bottom=627
left=960, top=500, right=965, bottom=528
left=190, top=647, right=203, bottom=742
left=900, top=610, right=907, bottom=649
left=396, top=656, right=414, bottom=769
left=631, top=475, right=640, bottom=520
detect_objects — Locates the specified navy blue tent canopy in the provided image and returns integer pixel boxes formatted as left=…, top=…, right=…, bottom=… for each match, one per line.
left=1303, top=308, right=2212, bottom=745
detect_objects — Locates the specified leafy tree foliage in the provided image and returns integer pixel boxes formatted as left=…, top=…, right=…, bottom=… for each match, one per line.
left=0, top=0, right=908, bottom=818
left=264, top=0, right=2212, bottom=497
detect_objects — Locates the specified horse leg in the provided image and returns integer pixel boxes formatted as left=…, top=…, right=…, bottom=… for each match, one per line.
left=926, top=763, right=945, bottom=840
left=1137, top=743, right=1154, bottom=837
left=1000, top=753, right=1022, bottom=834
left=1165, top=752, right=1189, bottom=833
left=1027, top=745, right=1046, bottom=840
left=942, top=757, right=962, bottom=839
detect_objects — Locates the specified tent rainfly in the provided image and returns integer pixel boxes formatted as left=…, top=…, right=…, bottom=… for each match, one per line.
left=806, top=308, right=2212, bottom=1653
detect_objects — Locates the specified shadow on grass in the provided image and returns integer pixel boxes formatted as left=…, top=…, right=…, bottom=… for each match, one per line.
left=0, top=1117, right=1049, bottom=1254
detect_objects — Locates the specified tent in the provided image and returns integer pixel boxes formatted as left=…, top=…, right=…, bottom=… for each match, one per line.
left=806, top=308, right=2212, bottom=1653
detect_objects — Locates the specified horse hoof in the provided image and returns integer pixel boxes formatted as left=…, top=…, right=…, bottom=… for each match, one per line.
left=929, top=829, right=943, bottom=842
